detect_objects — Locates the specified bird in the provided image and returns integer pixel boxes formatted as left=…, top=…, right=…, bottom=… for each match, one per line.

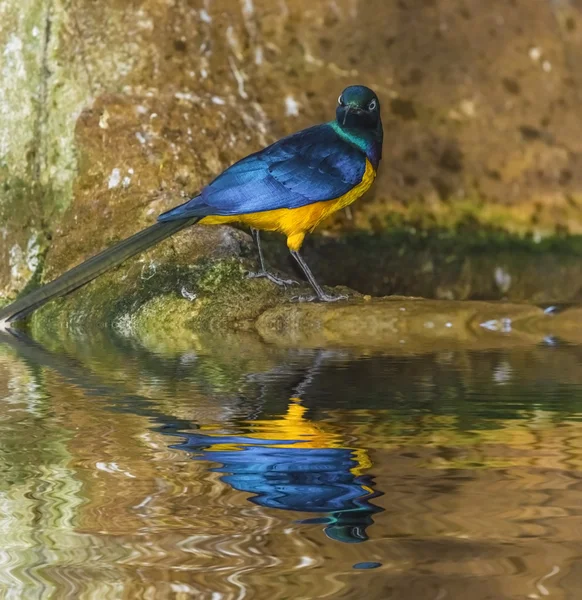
left=0, top=85, right=383, bottom=327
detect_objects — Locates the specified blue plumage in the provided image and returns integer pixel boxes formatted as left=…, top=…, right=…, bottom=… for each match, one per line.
left=158, top=123, right=368, bottom=221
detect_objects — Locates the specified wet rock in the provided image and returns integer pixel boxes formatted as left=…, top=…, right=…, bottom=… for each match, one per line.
left=28, top=224, right=301, bottom=341
left=28, top=269, right=582, bottom=354
left=252, top=297, right=582, bottom=352
left=254, top=298, right=546, bottom=350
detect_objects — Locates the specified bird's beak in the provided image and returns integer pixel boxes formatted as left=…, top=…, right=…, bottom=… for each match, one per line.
left=343, top=106, right=351, bottom=126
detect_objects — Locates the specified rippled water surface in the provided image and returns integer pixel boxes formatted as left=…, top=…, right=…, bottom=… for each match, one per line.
left=1, top=329, right=582, bottom=599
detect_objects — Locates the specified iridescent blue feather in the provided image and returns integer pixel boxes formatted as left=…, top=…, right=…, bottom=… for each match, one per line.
left=158, top=123, right=370, bottom=220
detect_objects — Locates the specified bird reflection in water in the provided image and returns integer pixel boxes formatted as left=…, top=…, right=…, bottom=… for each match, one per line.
left=174, top=395, right=384, bottom=543
left=0, top=330, right=384, bottom=543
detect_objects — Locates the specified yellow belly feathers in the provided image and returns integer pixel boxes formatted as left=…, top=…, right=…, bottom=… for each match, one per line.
left=200, top=158, right=376, bottom=251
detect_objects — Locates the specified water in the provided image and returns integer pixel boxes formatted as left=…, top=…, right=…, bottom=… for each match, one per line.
left=1, top=329, right=582, bottom=599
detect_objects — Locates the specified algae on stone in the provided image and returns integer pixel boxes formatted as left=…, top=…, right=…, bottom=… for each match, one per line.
left=28, top=225, right=306, bottom=343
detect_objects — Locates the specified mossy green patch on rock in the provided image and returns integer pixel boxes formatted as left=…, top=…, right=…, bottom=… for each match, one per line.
left=108, top=256, right=297, bottom=349
left=0, top=174, right=49, bottom=299
left=25, top=280, right=582, bottom=357
left=27, top=225, right=309, bottom=344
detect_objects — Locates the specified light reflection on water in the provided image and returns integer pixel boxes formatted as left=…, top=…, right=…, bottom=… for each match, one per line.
left=1, top=331, right=582, bottom=598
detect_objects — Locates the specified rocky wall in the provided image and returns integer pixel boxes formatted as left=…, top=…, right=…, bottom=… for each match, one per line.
left=2, top=0, right=582, bottom=329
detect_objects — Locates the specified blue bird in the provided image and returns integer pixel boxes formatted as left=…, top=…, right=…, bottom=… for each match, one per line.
left=0, top=85, right=383, bottom=326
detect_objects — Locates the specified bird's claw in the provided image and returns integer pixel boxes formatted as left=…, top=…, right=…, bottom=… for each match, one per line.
left=291, top=293, right=349, bottom=303
left=247, top=270, right=299, bottom=287
left=321, top=293, right=349, bottom=302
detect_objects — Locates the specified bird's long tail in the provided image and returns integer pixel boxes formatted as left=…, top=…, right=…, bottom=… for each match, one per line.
left=0, top=217, right=200, bottom=327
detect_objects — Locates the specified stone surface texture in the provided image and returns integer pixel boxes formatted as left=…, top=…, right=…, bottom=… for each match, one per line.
left=2, top=0, right=582, bottom=336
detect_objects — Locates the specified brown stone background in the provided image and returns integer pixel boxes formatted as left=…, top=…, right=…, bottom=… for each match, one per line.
left=3, top=0, right=582, bottom=301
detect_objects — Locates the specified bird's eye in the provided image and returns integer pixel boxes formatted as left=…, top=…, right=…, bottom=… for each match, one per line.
left=368, top=99, right=377, bottom=111
left=338, top=95, right=344, bottom=106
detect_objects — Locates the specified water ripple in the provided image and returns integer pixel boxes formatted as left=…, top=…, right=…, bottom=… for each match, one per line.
left=1, top=333, right=582, bottom=596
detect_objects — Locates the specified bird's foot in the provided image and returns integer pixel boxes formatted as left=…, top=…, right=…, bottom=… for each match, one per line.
left=291, top=292, right=349, bottom=303
left=247, top=270, right=299, bottom=287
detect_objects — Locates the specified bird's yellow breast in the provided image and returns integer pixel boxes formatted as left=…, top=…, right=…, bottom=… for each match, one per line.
left=200, top=158, right=376, bottom=250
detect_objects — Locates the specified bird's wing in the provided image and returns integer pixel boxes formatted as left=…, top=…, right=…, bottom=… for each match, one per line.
left=158, top=124, right=367, bottom=220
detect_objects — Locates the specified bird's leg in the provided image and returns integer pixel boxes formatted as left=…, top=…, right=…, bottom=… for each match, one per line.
left=247, top=228, right=298, bottom=287
left=290, top=250, right=347, bottom=302
left=251, top=228, right=268, bottom=271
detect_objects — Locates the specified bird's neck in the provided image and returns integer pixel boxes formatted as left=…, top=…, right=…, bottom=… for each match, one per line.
left=331, top=121, right=383, bottom=170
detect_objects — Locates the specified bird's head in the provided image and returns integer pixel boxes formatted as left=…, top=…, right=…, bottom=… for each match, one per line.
left=336, top=85, right=381, bottom=130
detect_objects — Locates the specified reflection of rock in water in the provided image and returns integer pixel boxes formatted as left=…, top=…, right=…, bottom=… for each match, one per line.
left=176, top=434, right=383, bottom=544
